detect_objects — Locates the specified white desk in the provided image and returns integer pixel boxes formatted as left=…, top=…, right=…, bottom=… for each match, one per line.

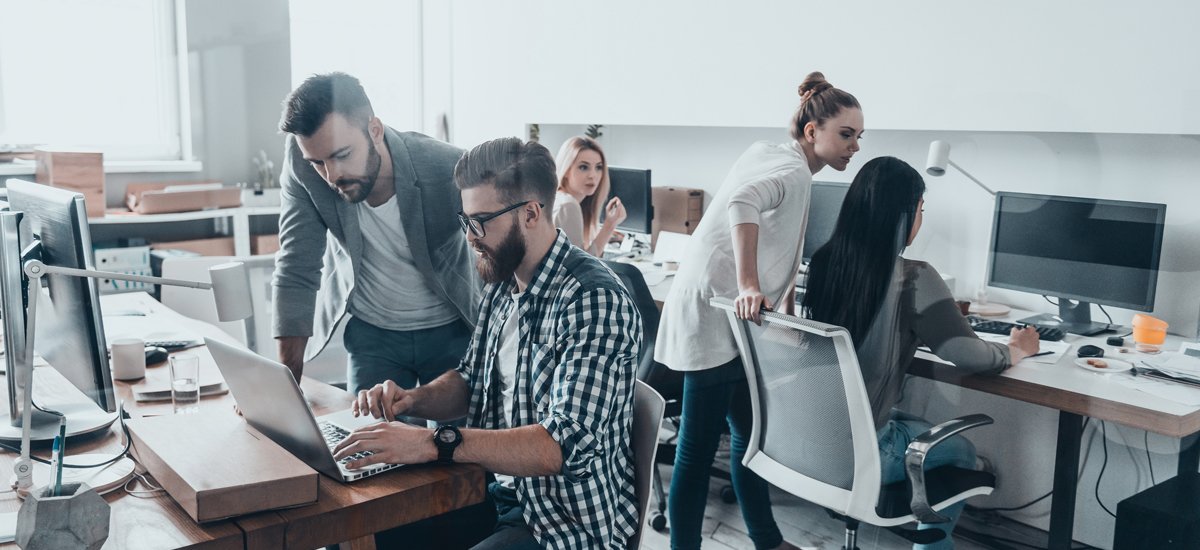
left=641, top=269, right=1200, bottom=549
left=909, top=313, right=1200, bottom=550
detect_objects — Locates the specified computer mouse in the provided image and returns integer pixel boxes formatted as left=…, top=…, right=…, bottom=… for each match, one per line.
left=144, top=346, right=169, bottom=365
left=1077, top=344, right=1105, bottom=358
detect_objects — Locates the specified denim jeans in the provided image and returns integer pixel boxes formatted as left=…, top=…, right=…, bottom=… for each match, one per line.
left=877, top=410, right=977, bottom=550
left=669, top=358, right=784, bottom=550
left=374, top=482, right=538, bottom=549
left=343, top=316, right=472, bottom=395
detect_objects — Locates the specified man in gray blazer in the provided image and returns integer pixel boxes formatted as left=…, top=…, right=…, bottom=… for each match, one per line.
left=273, top=72, right=480, bottom=394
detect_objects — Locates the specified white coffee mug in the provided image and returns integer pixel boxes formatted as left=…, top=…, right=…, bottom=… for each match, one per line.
left=110, top=338, right=146, bottom=381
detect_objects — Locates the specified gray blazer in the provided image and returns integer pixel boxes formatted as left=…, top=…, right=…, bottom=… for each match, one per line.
left=272, top=128, right=481, bottom=361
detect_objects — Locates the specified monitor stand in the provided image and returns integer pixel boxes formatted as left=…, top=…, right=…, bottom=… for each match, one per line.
left=1018, top=299, right=1110, bottom=336
left=0, top=366, right=119, bottom=443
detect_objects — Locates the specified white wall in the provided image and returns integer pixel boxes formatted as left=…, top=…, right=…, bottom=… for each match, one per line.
left=448, top=0, right=1200, bottom=148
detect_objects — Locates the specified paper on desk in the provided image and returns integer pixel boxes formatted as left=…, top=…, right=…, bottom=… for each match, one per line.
left=977, top=334, right=1071, bottom=364
left=1143, top=353, right=1200, bottom=382
left=1114, top=374, right=1200, bottom=407
left=0, top=512, right=14, bottom=543
left=103, top=314, right=199, bottom=345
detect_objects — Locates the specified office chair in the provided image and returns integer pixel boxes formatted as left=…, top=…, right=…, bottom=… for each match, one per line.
left=710, top=297, right=996, bottom=549
left=630, top=380, right=666, bottom=549
left=603, top=261, right=735, bottom=534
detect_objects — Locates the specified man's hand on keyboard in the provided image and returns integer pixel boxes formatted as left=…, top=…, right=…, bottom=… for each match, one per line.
left=353, top=380, right=412, bottom=422
left=332, top=421, right=436, bottom=469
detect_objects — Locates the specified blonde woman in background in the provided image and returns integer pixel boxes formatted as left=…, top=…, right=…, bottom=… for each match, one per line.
left=553, top=137, right=626, bottom=256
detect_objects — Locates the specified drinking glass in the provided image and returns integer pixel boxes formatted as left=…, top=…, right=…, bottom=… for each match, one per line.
left=169, top=354, right=200, bottom=414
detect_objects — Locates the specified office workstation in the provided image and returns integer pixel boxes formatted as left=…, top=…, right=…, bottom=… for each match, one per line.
left=3, top=1, right=1200, bottom=549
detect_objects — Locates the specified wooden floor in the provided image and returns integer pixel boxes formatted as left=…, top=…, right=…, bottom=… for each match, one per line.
left=638, top=467, right=993, bottom=550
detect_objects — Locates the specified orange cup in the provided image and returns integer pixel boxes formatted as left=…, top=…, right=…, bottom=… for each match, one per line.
left=1131, top=314, right=1168, bottom=351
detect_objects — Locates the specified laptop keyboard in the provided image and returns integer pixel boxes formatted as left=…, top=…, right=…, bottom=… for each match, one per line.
left=320, top=421, right=376, bottom=465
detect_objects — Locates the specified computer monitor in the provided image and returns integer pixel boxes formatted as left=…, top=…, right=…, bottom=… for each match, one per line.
left=5, top=179, right=115, bottom=416
left=803, top=181, right=851, bottom=263
left=987, top=192, right=1166, bottom=335
left=605, top=167, right=654, bottom=235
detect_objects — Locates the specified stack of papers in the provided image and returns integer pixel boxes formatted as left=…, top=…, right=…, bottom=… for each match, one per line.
left=1141, top=354, right=1200, bottom=382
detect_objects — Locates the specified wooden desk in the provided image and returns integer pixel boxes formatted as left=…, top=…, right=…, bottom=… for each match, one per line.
left=2, top=292, right=485, bottom=549
left=911, top=329, right=1200, bottom=550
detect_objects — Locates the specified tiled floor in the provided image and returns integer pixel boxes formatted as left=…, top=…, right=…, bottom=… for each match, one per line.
left=637, top=469, right=994, bottom=550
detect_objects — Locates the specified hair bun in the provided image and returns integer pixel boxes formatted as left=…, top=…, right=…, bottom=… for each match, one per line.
left=798, top=71, right=833, bottom=102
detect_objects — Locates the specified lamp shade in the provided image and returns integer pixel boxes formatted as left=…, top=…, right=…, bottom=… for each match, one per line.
left=926, top=140, right=951, bottom=176
left=208, top=262, right=252, bottom=322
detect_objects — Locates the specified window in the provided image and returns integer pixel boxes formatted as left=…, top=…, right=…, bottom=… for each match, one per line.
left=0, top=0, right=189, bottom=161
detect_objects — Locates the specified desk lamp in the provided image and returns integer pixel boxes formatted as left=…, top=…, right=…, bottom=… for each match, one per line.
left=923, top=140, right=1009, bottom=315
left=12, top=261, right=252, bottom=495
left=925, top=140, right=996, bottom=196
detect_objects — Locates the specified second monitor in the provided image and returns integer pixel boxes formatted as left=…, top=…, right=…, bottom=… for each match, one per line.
left=605, top=167, right=654, bottom=235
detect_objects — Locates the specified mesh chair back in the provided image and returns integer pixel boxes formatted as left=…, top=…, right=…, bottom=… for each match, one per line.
left=711, top=298, right=883, bottom=517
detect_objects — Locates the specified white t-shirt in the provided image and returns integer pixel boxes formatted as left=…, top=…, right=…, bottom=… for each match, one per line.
left=493, top=290, right=524, bottom=489
left=349, top=194, right=459, bottom=331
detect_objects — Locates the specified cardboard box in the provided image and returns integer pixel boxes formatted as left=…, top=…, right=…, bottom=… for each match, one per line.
left=250, top=234, right=280, bottom=256
left=126, top=182, right=242, bottom=215
left=151, top=237, right=236, bottom=256
left=651, top=186, right=704, bottom=248
left=34, top=148, right=106, bottom=217
left=126, top=413, right=319, bottom=522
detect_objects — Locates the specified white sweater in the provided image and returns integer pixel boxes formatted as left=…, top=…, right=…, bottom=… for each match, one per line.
left=654, top=141, right=812, bottom=371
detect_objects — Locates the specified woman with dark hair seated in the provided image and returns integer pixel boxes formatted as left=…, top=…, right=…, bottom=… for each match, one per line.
left=802, top=156, right=1040, bottom=550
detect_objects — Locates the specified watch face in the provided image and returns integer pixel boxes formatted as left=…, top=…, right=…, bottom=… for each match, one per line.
left=438, top=428, right=458, bottom=444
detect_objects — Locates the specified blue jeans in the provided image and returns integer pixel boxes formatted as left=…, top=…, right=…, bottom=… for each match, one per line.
left=877, top=410, right=977, bottom=550
left=374, top=481, right=538, bottom=549
left=343, top=316, right=472, bottom=395
left=669, top=358, right=784, bottom=550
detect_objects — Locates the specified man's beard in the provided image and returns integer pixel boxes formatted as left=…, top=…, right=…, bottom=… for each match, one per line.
left=475, top=222, right=526, bottom=285
left=333, top=142, right=383, bottom=203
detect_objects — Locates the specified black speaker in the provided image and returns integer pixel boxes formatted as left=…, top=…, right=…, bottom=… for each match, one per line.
left=1114, top=472, right=1200, bottom=549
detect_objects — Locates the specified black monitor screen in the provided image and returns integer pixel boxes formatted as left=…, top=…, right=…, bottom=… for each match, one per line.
left=803, top=182, right=850, bottom=263
left=606, top=167, right=653, bottom=234
left=988, top=192, right=1166, bottom=311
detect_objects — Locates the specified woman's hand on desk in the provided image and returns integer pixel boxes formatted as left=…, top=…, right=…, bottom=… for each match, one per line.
left=353, top=380, right=413, bottom=422
left=1007, top=326, right=1041, bottom=365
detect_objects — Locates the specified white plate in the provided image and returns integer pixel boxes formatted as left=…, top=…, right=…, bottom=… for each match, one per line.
left=1074, top=357, right=1132, bottom=373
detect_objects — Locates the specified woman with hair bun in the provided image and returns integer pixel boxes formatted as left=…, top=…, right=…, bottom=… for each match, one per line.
left=553, top=136, right=626, bottom=256
left=655, top=71, right=863, bottom=550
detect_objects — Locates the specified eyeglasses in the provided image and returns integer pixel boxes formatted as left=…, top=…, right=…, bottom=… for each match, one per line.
left=457, top=200, right=543, bottom=238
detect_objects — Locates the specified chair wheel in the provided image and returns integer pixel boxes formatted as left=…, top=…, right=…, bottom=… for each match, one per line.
left=650, top=512, right=667, bottom=532
left=720, top=485, right=737, bottom=504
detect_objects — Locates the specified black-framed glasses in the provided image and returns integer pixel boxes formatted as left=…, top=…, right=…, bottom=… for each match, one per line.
left=457, top=200, right=544, bottom=238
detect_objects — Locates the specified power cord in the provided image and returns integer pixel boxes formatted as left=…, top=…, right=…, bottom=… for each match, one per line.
left=968, top=419, right=1093, bottom=513
left=1097, top=304, right=1114, bottom=327
left=1145, top=430, right=1156, bottom=486
left=1095, top=421, right=1117, bottom=518
left=123, top=472, right=164, bottom=498
left=0, top=402, right=133, bottom=469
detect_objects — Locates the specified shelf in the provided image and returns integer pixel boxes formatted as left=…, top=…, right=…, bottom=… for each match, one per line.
left=87, top=205, right=281, bottom=257
left=88, top=205, right=280, bottom=225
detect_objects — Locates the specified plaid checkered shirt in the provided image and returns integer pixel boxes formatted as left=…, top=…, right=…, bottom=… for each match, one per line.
left=456, top=231, right=642, bottom=549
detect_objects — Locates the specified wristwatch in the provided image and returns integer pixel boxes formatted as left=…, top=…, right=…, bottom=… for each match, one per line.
left=432, top=425, right=462, bottom=463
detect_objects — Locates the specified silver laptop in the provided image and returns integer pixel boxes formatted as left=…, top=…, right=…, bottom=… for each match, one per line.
left=204, top=338, right=401, bottom=482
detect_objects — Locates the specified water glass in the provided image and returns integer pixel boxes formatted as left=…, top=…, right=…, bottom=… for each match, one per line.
left=169, top=354, right=200, bottom=414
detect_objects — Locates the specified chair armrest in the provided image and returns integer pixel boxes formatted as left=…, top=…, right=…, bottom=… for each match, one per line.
left=904, top=414, right=994, bottom=523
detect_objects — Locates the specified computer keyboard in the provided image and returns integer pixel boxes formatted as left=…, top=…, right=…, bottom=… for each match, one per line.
left=145, top=339, right=199, bottom=352
left=320, top=421, right=375, bottom=464
left=968, top=316, right=1065, bottom=342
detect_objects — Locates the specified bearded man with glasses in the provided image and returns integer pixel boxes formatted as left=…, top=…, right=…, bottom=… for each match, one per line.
left=336, top=137, right=643, bottom=549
